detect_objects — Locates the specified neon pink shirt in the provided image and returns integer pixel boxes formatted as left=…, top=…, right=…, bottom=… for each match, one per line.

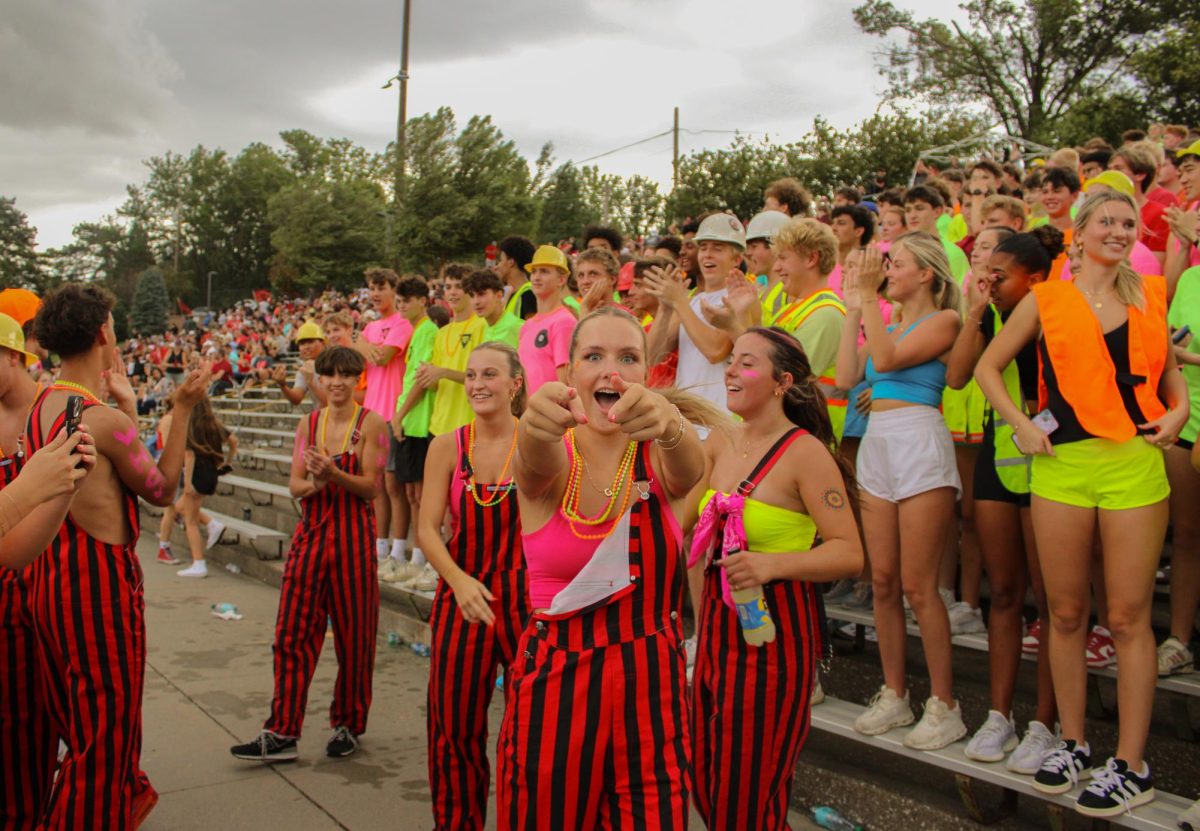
left=361, top=312, right=413, bottom=419
left=519, top=305, right=576, bottom=394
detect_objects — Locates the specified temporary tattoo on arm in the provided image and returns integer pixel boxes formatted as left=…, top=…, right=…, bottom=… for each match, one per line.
left=821, top=487, right=846, bottom=510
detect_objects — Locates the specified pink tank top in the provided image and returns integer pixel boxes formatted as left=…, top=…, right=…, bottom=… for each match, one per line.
left=522, top=438, right=675, bottom=610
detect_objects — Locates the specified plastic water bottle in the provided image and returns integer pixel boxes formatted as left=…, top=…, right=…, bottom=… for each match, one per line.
left=495, top=668, right=505, bottom=690
left=730, top=566, right=776, bottom=646
left=810, top=806, right=862, bottom=831
left=212, top=602, right=237, bottom=616
left=410, top=642, right=430, bottom=658
left=386, top=632, right=403, bottom=648
left=225, top=563, right=241, bottom=574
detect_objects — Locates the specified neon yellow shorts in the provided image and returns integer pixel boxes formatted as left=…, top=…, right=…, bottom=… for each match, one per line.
left=1031, top=437, right=1169, bottom=510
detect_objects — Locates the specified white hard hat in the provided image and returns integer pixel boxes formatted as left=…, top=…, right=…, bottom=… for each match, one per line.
left=745, top=210, right=792, bottom=243
left=693, top=213, right=747, bottom=250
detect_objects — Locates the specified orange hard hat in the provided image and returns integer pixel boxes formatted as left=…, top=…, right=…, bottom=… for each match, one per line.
left=0, top=289, right=41, bottom=327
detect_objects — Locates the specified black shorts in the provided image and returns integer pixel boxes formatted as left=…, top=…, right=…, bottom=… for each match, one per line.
left=973, top=433, right=1031, bottom=507
left=1177, top=437, right=1194, bottom=451
left=191, top=457, right=219, bottom=496
left=391, top=434, right=431, bottom=483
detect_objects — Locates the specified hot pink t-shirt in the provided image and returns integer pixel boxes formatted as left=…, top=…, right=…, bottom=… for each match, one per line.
left=361, top=312, right=413, bottom=419
left=519, top=305, right=576, bottom=394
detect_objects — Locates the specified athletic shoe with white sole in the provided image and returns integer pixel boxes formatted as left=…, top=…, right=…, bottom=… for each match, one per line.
left=176, top=561, right=208, bottom=578
left=1006, top=720, right=1058, bottom=774
left=823, top=579, right=855, bottom=604
left=853, top=685, right=913, bottom=736
left=410, top=564, right=440, bottom=592
left=1086, top=625, right=1117, bottom=668
left=948, top=602, right=987, bottom=635
left=903, top=696, right=967, bottom=750
left=156, top=544, right=181, bottom=565
left=230, top=731, right=298, bottom=763
left=812, top=678, right=825, bottom=706
left=1033, top=740, right=1092, bottom=794
left=1022, top=619, right=1041, bottom=655
left=1156, top=636, right=1194, bottom=677
left=1075, top=757, right=1154, bottom=817
left=964, top=710, right=1017, bottom=762
left=842, top=581, right=873, bottom=610
left=326, top=726, right=359, bottom=758
left=205, top=519, right=226, bottom=550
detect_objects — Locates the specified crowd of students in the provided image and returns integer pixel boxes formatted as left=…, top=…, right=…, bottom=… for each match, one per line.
left=1, top=124, right=1199, bottom=830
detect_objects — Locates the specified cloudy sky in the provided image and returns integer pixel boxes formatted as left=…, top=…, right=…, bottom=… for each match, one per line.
left=2, top=0, right=963, bottom=249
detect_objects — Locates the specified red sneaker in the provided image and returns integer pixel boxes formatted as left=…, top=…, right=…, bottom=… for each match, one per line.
left=1086, top=625, right=1117, bottom=668
left=1022, top=620, right=1041, bottom=655
left=156, top=545, right=181, bottom=565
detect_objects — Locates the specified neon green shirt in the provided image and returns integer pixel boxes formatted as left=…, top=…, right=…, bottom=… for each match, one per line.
left=484, top=312, right=523, bottom=349
left=397, top=318, right=436, bottom=437
left=1168, top=267, right=1200, bottom=443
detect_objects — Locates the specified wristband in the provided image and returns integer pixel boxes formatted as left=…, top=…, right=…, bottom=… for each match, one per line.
left=655, top=404, right=687, bottom=450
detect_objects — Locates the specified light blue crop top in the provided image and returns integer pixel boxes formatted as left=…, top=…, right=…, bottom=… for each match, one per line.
left=864, top=313, right=947, bottom=407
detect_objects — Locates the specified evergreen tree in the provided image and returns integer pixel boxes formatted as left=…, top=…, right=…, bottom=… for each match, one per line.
left=130, top=266, right=171, bottom=335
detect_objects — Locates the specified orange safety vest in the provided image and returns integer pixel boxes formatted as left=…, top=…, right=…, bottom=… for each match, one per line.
left=1033, top=275, right=1168, bottom=441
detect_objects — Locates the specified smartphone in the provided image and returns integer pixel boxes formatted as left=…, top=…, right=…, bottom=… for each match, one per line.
left=63, top=395, right=84, bottom=467
left=1172, top=325, right=1191, bottom=344
left=63, top=395, right=84, bottom=437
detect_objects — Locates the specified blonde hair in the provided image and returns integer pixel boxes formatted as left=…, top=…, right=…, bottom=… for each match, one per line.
left=323, top=311, right=354, bottom=331
left=1049, top=147, right=1080, bottom=170
left=1073, top=190, right=1145, bottom=310
left=981, top=194, right=1027, bottom=224
left=772, top=218, right=838, bottom=276
left=891, top=232, right=962, bottom=312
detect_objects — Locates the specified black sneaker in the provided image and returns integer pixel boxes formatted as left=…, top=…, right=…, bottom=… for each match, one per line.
left=230, top=731, right=298, bottom=763
left=326, top=726, right=359, bottom=758
left=1075, top=758, right=1155, bottom=817
left=1032, top=739, right=1092, bottom=794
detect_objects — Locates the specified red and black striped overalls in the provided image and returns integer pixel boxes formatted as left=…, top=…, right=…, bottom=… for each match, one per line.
left=496, top=442, right=690, bottom=831
left=0, top=451, right=57, bottom=831
left=265, top=407, right=378, bottom=738
left=427, top=424, right=529, bottom=830
left=25, top=388, right=155, bottom=831
left=692, top=429, right=823, bottom=830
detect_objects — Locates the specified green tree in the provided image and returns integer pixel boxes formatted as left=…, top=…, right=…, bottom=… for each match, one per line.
left=130, top=266, right=170, bottom=335
left=537, top=164, right=598, bottom=244
left=1128, top=18, right=1200, bottom=128
left=621, top=175, right=664, bottom=239
left=394, top=107, right=533, bottom=270
left=0, top=197, right=42, bottom=290
left=666, top=135, right=792, bottom=221
left=268, top=178, right=388, bottom=290
left=853, top=0, right=1178, bottom=142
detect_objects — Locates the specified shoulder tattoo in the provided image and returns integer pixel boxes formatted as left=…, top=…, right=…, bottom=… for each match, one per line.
left=821, top=487, right=846, bottom=510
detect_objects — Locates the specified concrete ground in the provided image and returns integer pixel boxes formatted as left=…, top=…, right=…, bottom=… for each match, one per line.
left=138, top=535, right=816, bottom=831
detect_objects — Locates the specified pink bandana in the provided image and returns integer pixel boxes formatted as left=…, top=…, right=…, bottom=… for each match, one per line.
left=689, top=492, right=747, bottom=608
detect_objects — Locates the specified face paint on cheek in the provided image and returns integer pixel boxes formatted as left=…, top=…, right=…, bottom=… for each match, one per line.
left=740, top=370, right=761, bottom=380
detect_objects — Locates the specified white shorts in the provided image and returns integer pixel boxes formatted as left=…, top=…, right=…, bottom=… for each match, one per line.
left=857, top=406, right=962, bottom=503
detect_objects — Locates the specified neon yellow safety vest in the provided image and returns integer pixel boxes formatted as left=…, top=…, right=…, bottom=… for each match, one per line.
left=774, top=289, right=848, bottom=440
left=990, top=311, right=1032, bottom=494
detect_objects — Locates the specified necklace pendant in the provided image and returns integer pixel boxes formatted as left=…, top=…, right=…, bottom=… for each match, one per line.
left=465, top=483, right=474, bottom=492
left=1095, top=302, right=1102, bottom=309
left=603, top=487, right=614, bottom=498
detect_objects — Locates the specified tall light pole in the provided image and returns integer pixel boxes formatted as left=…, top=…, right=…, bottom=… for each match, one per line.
left=206, top=271, right=216, bottom=310
left=382, top=0, right=412, bottom=267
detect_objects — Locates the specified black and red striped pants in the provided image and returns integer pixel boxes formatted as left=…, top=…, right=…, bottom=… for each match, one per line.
left=0, top=570, right=56, bottom=831
left=692, top=571, right=820, bottom=831
left=427, top=570, right=529, bottom=830
left=28, top=539, right=154, bottom=831
left=496, top=610, right=691, bottom=831
left=265, top=523, right=379, bottom=737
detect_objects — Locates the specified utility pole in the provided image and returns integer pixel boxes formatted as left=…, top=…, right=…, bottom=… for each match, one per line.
left=394, top=0, right=412, bottom=204
left=672, top=106, right=680, bottom=191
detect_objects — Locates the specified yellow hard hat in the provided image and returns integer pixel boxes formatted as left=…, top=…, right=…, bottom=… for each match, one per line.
left=525, top=244, right=570, bottom=274
left=295, top=320, right=326, bottom=342
left=1177, top=139, right=1200, bottom=161
left=1083, top=170, right=1135, bottom=199
left=0, top=313, right=38, bottom=366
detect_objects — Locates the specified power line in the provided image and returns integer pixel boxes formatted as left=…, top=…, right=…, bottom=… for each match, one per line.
left=570, top=130, right=673, bottom=165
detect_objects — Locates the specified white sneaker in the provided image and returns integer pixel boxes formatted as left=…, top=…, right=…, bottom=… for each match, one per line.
left=903, top=696, right=967, bottom=750
left=1006, top=720, right=1059, bottom=774
left=1157, top=636, right=1195, bottom=676
left=948, top=602, right=987, bottom=635
left=411, top=564, right=439, bottom=592
left=853, top=685, right=914, bottom=736
left=177, top=561, right=208, bottom=578
left=964, top=710, right=1017, bottom=762
left=812, top=678, right=825, bottom=706
left=377, top=559, right=400, bottom=582
left=205, top=519, right=226, bottom=550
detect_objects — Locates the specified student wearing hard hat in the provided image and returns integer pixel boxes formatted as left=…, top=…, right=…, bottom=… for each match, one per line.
left=517, top=245, right=578, bottom=395
left=270, top=320, right=328, bottom=407
left=645, top=213, right=744, bottom=410
left=744, top=210, right=792, bottom=325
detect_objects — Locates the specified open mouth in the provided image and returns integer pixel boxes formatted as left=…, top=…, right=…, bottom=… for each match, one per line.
left=594, top=390, right=620, bottom=411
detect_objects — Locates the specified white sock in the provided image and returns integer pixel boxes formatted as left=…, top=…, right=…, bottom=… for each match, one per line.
left=390, top=539, right=407, bottom=561
left=158, top=537, right=171, bottom=547
left=409, top=548, right=426, bottom=568
left=376, top=539, right=390, bottom=559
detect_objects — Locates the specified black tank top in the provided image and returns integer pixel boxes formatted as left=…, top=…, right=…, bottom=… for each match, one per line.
left=1039, top=320, right=1150, bottom=444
